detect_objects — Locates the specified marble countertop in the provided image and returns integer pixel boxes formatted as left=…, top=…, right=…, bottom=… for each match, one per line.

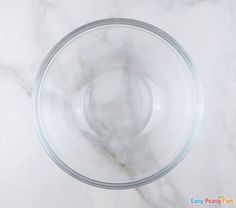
left=0, top=0, right=236, bottom=207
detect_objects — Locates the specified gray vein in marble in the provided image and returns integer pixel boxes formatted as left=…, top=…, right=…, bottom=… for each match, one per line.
left=136, top=177, right=186, bottom=208
left=32, top=0, right=56, bottom=47
left=0, top=64, right=32, bottom=96
left=32, top=0, right=73, bottom=49
left=82, top=131, right=186, bottom=207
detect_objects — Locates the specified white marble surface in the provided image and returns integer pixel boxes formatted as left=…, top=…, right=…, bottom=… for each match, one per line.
left=0, top=0, right=236, bottom=207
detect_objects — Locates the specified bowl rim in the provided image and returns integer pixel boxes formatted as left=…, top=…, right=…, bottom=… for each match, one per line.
left=32, top=18, right=203, bottom=189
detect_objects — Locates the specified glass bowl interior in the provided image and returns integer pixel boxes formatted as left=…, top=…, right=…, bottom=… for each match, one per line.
left=33, top=18, right=202, bottom=189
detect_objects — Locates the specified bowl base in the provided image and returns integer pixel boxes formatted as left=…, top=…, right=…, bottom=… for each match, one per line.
left=83, top=68, right=153, bottom=140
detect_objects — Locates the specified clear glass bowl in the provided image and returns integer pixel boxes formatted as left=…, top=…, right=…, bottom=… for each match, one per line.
left=33, top=18, right=203, bottom=189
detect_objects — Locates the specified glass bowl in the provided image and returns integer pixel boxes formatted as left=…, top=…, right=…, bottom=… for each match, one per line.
left=33, top=18, right=203, bottom=189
